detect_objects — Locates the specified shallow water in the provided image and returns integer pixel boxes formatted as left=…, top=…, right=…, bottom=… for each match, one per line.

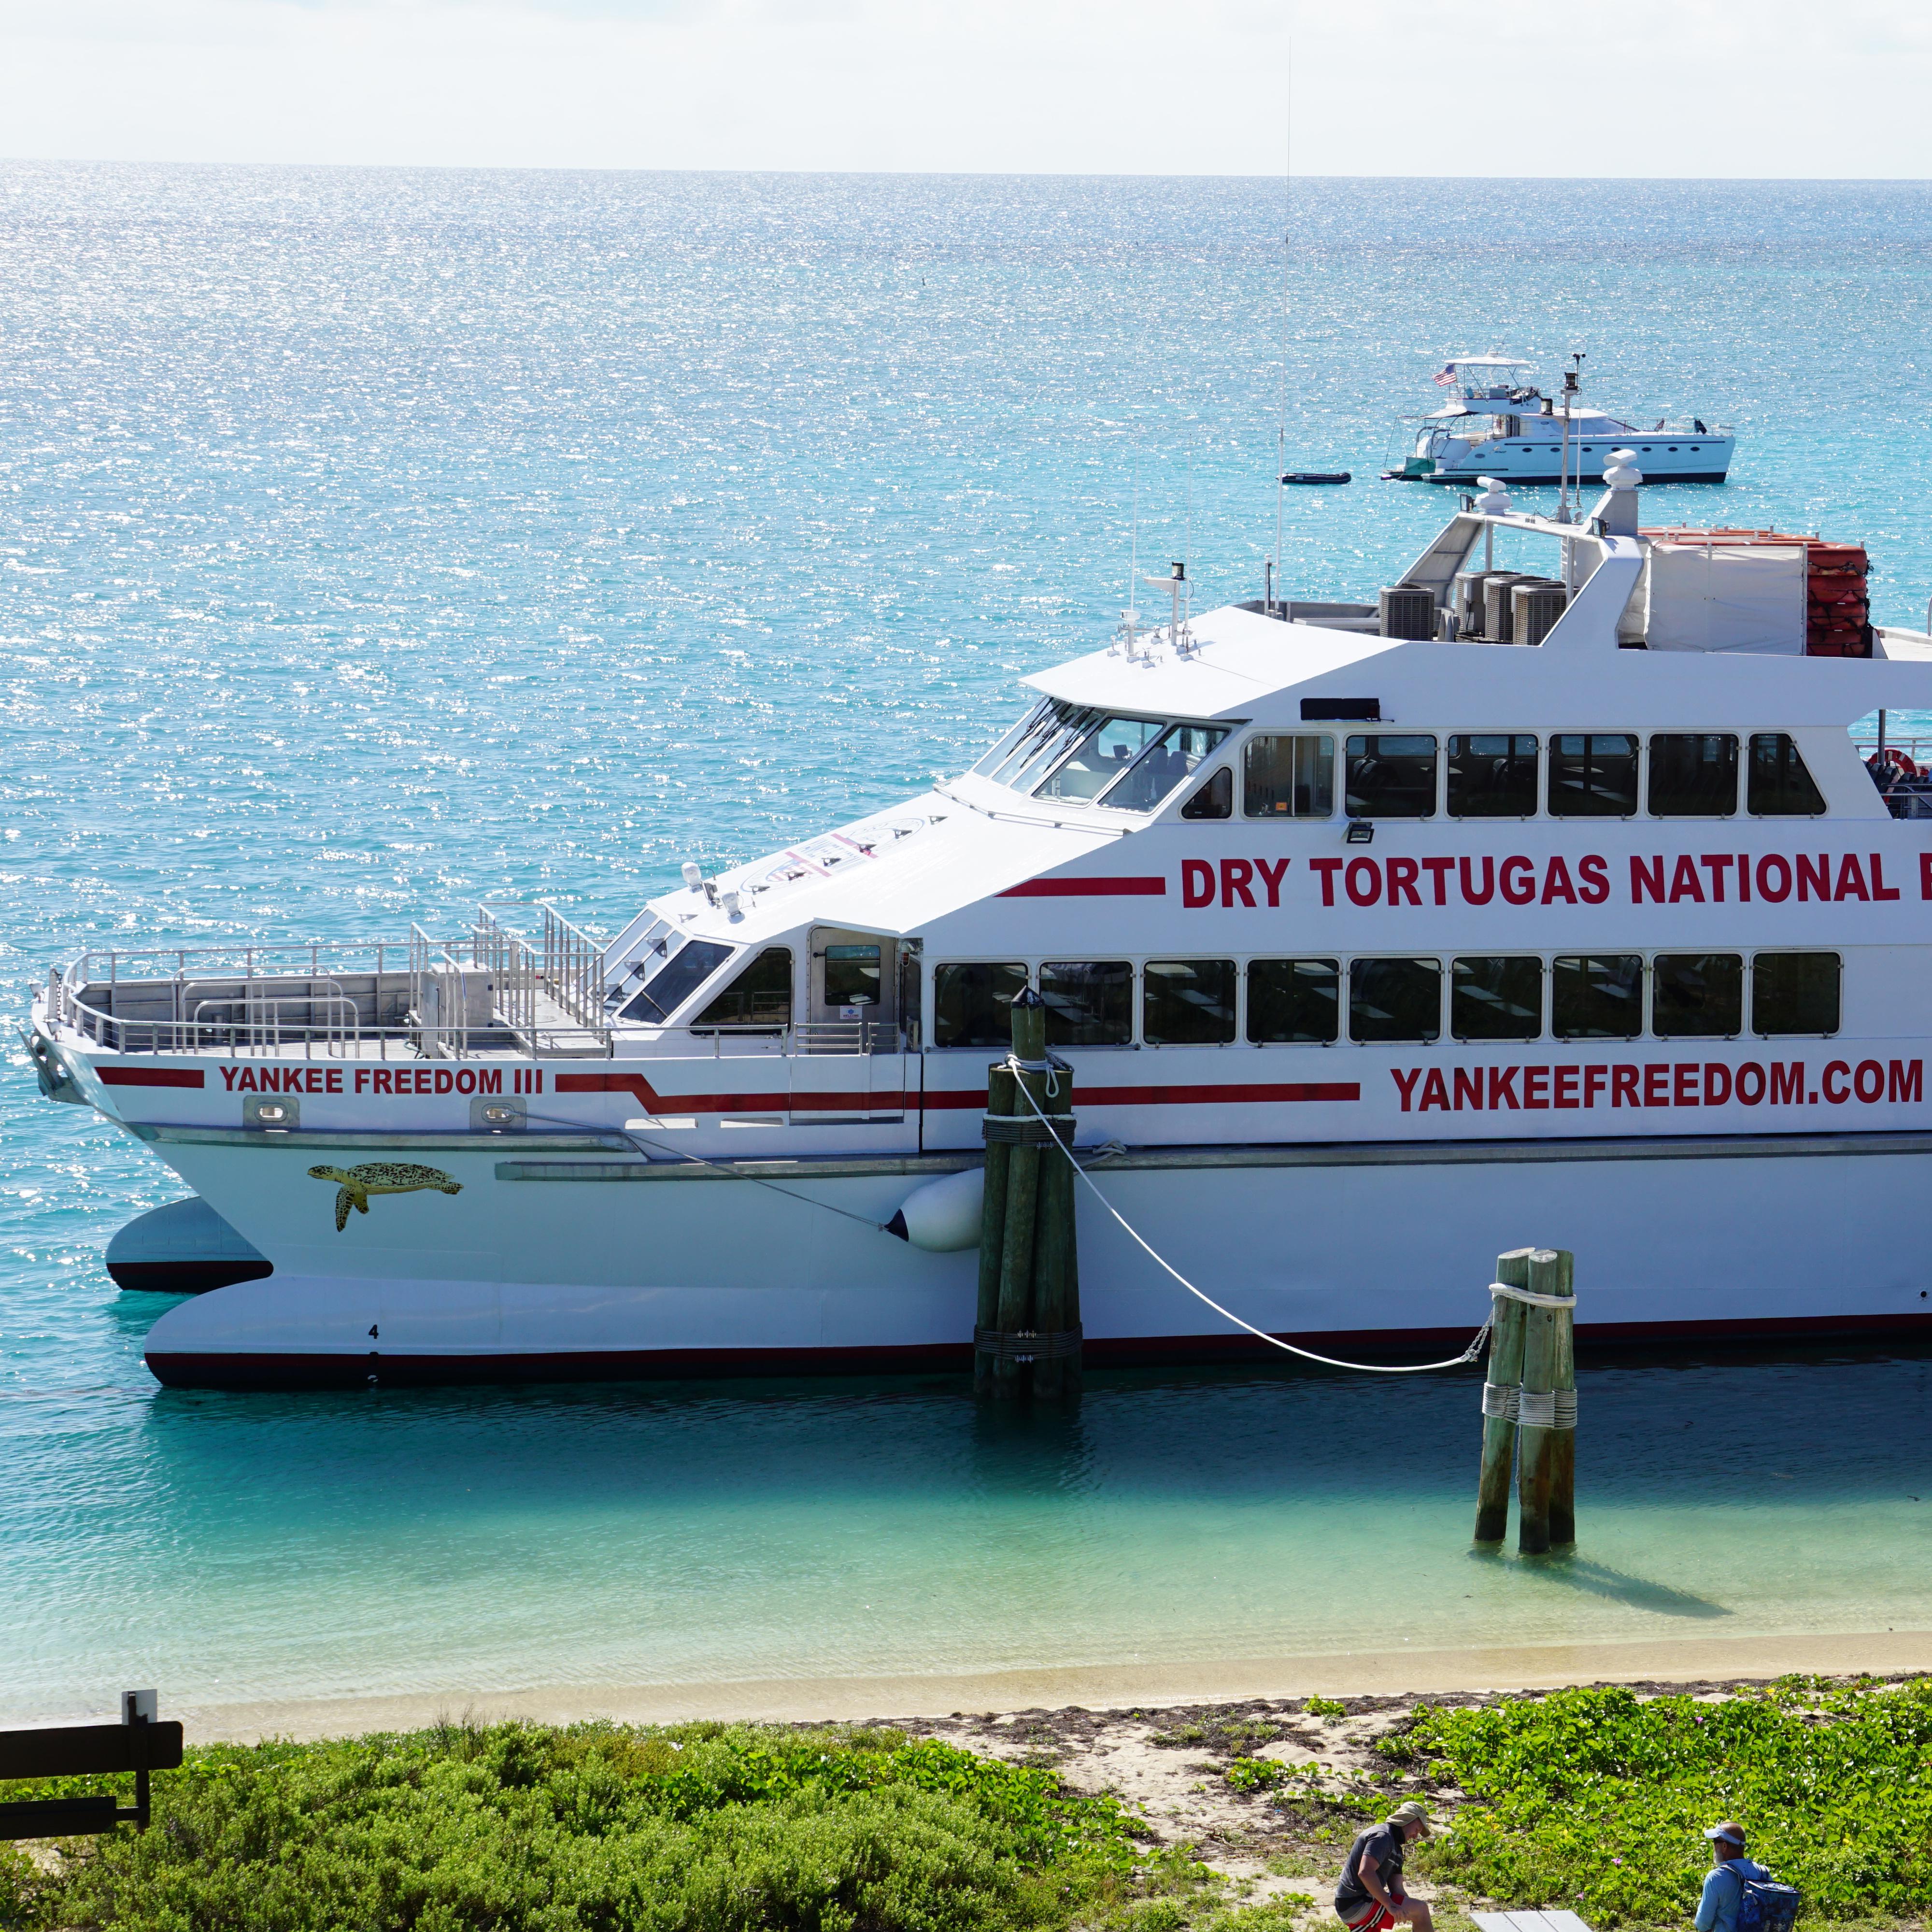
left=5, top=166, right=1932, bottom=1718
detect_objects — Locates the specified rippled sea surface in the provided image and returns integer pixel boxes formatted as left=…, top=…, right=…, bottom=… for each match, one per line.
left=5, top=167, right=1932, bottom=1719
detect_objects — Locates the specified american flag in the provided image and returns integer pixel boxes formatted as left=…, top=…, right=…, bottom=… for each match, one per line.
left=1433, top=365, right=1458, bottom=387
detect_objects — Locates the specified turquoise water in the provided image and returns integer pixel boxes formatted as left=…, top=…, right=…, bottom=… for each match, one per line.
left=6, top=166, right=1932, bottom=1719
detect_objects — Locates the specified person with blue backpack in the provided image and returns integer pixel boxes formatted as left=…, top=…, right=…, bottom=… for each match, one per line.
left=1696, top=1823, right=1800, bottom=1932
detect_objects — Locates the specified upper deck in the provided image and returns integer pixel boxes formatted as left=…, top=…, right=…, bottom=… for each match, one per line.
left=36, top=471, right=1932, bottom=1094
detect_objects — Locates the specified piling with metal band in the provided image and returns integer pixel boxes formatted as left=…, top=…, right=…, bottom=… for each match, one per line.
left=1516, top=1246, right=1574, bottom=1554
left=971, top=1062, right=1017, bottom=1397
left=1474, top=1247, right=1534, bottom=1544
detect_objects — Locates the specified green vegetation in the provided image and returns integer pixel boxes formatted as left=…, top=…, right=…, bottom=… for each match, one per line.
left=1303, top=1700, right=1347, bottom=1721
left=0, top=1720, right=1221, bottom=1932
left=1406, top=1679, right=1932, bottom=1927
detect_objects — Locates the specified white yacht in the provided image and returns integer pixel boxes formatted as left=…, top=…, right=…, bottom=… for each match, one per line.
left=28, top=456, right=1932, bottom=1388
left=1385, top=355, right=1735, bottom=486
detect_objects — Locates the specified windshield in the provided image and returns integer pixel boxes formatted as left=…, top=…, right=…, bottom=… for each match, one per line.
left=1098, top=723, right=1230, bottom=812
left=1034, top=715, right=1166, bottom=802
left=993, top=699, right=1102, bottom=794
left=972, top=700, right=1051, bottom=780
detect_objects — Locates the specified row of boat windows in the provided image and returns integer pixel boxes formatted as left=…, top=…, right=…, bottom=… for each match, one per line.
left=973, top=700, right=1829, bottom=822
left=1219, top=732, right=1825, bottom=822
left=932, top=953, right=1841, bottom=1048
left=626, top=938, right=1841, bottom=1043
left=935, top=954, right=1839, bottom=1051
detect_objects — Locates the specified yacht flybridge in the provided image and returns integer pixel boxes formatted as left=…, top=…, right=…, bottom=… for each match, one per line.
left=30, top=455, right=1932, bottom=1387
left=1385, top=355, right=1735, bottom=486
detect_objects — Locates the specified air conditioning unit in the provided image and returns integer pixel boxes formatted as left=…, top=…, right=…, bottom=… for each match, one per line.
left=1378, top=585, right=1437, bottom=640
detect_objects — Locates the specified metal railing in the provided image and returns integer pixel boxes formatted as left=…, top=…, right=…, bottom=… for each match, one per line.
left=39, top=922, right=909, bottom=1067
left=191, top=987, right=362, bottom=1056
left=408, top=924, right=475, bottom=1060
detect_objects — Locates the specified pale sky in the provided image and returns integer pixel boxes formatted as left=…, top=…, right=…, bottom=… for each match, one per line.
left=1, top=0, right=1928, bottom=177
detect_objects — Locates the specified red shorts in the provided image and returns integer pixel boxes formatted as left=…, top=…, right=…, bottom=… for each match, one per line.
left=1340, top=1902, right=1401, bottom=1932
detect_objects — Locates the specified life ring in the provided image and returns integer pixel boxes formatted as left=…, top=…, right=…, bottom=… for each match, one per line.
left=1873, top=747, right=1918, bottom=782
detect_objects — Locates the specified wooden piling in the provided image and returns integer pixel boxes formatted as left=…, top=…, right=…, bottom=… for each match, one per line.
left=991, top=993, right=1048, bottom=1398
left=972, top=1062, right=1016, bottom=1397
left=1516, top=1247, right=1572, bottom=1555
left=1474, top=1247, right=1534, bottom=1544
left=1548, top=1253, right=1577, bottom=1546
left=1031, top=1068, right=1080, bottom=1401
left=975, top=988, right=1082, bottom=1401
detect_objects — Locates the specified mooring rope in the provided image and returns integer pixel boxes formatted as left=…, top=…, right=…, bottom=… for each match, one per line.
left=1003, top=1057, right=1492, bottom=1376
left=520, top=1108, right=891, bottom=1233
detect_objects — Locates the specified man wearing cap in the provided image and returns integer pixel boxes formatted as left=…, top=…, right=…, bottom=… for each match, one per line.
left=1695, top=1823, right=1769, bottom=1932
left=1335, top=1802, right=1434, bottom=1932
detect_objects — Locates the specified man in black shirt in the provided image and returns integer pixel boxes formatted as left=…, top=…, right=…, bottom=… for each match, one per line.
left=1335, top=1802, right=1433, bottom=1932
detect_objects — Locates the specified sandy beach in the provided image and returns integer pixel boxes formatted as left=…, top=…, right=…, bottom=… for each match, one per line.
left=140, top=1626, right=1932, bottom=1746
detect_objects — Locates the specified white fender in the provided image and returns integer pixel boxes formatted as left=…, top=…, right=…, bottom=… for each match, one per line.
left=883, top=1167, right=984, bottom=1252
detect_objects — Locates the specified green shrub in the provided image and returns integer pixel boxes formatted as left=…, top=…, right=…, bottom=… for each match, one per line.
left=1224, top=1760, right=1285, bottom=1793
left=0, top=1721, right=1155, bottom=1932
left=1304, top=1699, right=1347, bottom=1721
left=1409, top=1680, right=1932, bottom=1926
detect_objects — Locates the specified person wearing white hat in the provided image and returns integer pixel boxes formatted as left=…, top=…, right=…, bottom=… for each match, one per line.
left=1335, top=1802, right=1434, bottom=1932
left=1695, top=1822, right=1769, bottom=1932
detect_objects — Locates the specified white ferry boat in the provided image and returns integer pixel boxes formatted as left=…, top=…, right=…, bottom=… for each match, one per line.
left=1385, top=356, right=1736, bottom=485
left=28, top=457, right=1932, bottom=1388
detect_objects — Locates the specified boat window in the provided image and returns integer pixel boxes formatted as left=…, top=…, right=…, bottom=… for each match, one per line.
left=1548, top=734, right=1639, bottom=817
left=1651, top=953, right=1743, bottom=1037
left=972, top=699, right=1051, bottom=779
left=1345, top=735, right=1438, bottom=818
left=1349, top=958, right=1441, bottom=1043
left=1748, top=734, right=1826, bottom=815
left=1451, top=956, right=1542, bottom=1041
left=1100, top=723, right=1231, bottom=813
left=1041, top=961, right=1133, bottom=1047
left=690, top=946, right=792, bottom=1033
left=1033, top=715, right=1166, bottom=804
left=618, top=939, right=735, bottom=1024
left=933, top=962, right=1029, bottom=1049
left=1179, top=766, right=1233, bottom=820
left=1447, top=735, right=1539, bottom=818
left=1247, top=959, right=1339, bottom=1044
left=1142, top=960, right=1236, bottom=1046
left=823, top=943, right=882, bottom=1007
left=1244, top=735, right=1334, bottom=817
left=1550, top=954, right=1644, bottom=1039
left=1753, top=952, right=1840, bottom=1036
left=1648, top=734, right=1738, bottom=816
left=991, top=699, right=1101, bottom=792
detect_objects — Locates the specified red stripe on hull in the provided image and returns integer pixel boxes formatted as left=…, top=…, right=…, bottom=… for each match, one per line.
left=999, top=877, right=1166, bottom=898
left=100, top=1066, right=205, bottom=1089
left=557, top=1071, right=1363, bottom=1115
left=921, top=1082, right=1361, bottom=1108
left=145, top=1310, right=1932, bottom=1389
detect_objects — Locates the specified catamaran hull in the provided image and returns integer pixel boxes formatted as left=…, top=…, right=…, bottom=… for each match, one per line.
left=1402, top=469, right=1732, bottom=487
left=138, top=1133, right=1932, bottom=1387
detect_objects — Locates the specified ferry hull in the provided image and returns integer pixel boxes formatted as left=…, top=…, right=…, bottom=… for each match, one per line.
left=138, top=1133, right=1932, bottom=1387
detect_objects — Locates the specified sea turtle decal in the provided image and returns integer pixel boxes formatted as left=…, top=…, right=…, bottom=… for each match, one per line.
left=308, top=1162, right=463, bottom=1232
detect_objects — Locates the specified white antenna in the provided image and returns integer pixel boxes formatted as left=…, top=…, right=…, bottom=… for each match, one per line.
left=1183, top=435, right=1194, bottom=598
left=1270, top=17, right=1294, bottom=613
left=1117, top=429, right=1143, bottom=658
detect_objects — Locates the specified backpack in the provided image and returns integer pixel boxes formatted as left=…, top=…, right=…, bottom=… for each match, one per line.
left=1737, top=1875, right=1800, bottom=1932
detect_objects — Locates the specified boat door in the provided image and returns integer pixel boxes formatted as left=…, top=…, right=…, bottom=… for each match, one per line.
left=794, top=926, right=907, bottom=1122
